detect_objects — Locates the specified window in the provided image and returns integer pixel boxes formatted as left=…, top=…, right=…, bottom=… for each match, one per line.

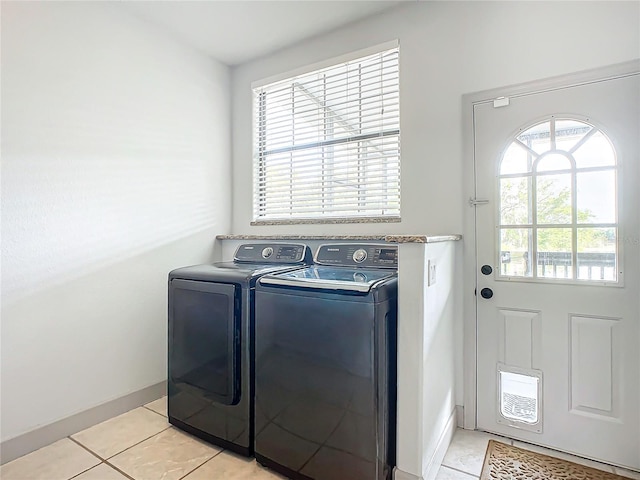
left=498, top=117, right=618, bottom=282
left=252, top=44, right=400, bottom=223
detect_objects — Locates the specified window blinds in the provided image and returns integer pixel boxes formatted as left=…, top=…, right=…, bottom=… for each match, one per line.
left=253, top=47, right=400, bottom=222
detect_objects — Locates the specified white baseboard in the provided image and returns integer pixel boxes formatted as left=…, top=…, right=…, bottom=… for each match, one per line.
left=456, top=405, right=464, bottom=428
left=423, top=408, right=458, bottom=480
left=0, top=381, right=166, bottom=465
left=393, top=467, right=423, bottom=480
left=393, top=408, right=458, bottom=480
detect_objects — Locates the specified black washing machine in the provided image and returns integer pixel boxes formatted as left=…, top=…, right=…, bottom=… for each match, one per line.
left=168, top=243, right=311, bottom=456
left=254, top=244, right=398, bottom=480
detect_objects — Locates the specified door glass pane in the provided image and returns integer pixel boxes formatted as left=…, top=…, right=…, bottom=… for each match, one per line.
left=496, top=117, right=619, bottom=285
left=517, top=121, right=550, bottom=154
left=501, top=142, right=532, bottom=175
left=577, top=228, right=617, bottom=281
left=170, top=286, right=237, bottom=404
left=536, top=152, right=572, bottom=172
left=500, top=177, right=531, bottom=225
left=536, top=174, right=571, bottom=224
left=500, top=228, right=532, bottom=277
left=573, top=130, right=616, bottom=168
left=577, top=170, right=616, bottom=224
left=537, top=228, right=572, bottom=278
left=555, top=119, right=592, bottom=152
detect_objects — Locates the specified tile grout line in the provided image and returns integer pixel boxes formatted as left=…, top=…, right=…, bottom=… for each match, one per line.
left=104, top=424, right=173, bottom=461
left=101, top=461, right=136, bottom=480
left=141, top=405, right=168, bottom=419
left=67, top=402, right=222, bottom=480
left=64, top=461, right=102, bottom=480
left=439, top=463, right=480, bottom=478
left=68, top=425, right=173, bottom=471
left=440, top=434, right=512, bottom=478
left=66, top=437, right=135, bottom=480
left=69, top=421, right=229, bottom=480
left=167, top=424, right=233, bottom=480
left=67, top=436, right=106, bottom=463
left=175, top=448, right=226, bottom=480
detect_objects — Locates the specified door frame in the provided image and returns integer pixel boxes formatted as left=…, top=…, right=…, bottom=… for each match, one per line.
left=462, top=59, right=640, bottom=431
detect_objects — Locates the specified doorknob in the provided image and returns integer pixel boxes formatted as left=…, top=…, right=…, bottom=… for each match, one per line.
left=481, top=265, right=493, bottom=275
left=480, top=288, right=494, bottom=299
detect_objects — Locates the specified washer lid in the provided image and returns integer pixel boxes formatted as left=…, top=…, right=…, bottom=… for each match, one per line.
left=258, top=265, right=396, bottom=293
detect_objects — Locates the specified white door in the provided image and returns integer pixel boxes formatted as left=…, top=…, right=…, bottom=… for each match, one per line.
left=474, top=71, right=639, bottom=470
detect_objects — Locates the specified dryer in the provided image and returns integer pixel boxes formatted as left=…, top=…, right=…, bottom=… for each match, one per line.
left=168, top=243, right=311, bottom=455
left=254, top=243, right=398, bottom=480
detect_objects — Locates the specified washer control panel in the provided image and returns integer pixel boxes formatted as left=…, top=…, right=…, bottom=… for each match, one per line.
left=234, top=243, right=309, bottom=264
left=352, top=249, right=368, bottom=263
left=315, top=244, right=398, bottom=268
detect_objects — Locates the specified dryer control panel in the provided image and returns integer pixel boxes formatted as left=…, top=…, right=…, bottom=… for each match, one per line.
left=234, top=243, right=309, bottom=264
left=314, top=244, right=398, bottom=268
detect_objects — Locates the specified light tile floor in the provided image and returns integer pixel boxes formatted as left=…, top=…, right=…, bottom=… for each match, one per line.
left=1, top=397, right=638, bottom=480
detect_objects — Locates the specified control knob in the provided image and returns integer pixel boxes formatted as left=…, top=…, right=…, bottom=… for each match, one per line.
left=353, top=249, right=368, bottom=263
left=261, top=247, right=274, bottom=259
left=354, top=272, right=367, bottom=282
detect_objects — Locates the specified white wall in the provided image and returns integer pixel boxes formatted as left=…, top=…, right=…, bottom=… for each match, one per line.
left=397, top=241, right=457, bottom=480
left=230, top=1, right=640, bottom=406
left=1, top=1, right=231, bottom=443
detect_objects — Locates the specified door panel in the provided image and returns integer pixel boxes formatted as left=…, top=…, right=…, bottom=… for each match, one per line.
left=474, top=73, right=639, bottom=469
left=169, top=280, right=240, bottom=406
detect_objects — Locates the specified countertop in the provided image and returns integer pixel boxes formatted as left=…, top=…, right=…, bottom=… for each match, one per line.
left=215, top=234, right=462, bottom=244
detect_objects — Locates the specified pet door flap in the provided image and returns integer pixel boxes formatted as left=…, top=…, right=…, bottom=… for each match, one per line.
left=497, top=363, right=543, bottom=433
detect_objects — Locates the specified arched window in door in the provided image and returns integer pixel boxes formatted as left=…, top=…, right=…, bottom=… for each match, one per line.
left=498, top=117, right=618, bottom=282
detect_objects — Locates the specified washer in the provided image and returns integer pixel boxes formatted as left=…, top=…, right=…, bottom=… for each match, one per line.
left=254, top=244, right=398, bottom=480
left=168, top=243, right=311, bottom=456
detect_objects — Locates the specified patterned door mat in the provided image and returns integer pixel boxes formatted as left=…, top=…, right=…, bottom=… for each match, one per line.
left=480, top=440, right=629, bottom=480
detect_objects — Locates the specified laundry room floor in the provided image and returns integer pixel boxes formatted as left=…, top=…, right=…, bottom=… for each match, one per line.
left=1, top=397, right=637, bottom=480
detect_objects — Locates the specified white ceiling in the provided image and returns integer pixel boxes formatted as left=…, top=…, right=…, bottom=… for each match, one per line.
left=123, top=1, right=405, bottom=66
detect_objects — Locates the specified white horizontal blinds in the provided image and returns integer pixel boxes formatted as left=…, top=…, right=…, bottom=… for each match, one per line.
left=253, top=47, right=400, bottom=220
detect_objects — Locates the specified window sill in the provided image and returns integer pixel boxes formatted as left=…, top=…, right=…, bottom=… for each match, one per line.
left=250, top=216, right=401, bottom=226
